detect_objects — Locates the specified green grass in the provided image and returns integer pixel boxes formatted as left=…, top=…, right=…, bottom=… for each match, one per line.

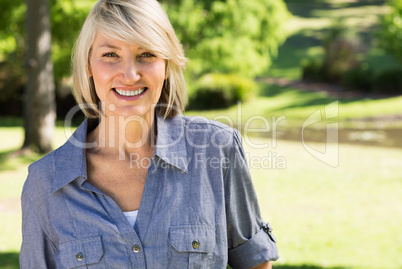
left=186, top=83, right=402, bottom=130
left=1, top=127, right=401, bottom=268
left=0, top=126, right=70, bottom=267
left=247, top=137, right=402, bottom=268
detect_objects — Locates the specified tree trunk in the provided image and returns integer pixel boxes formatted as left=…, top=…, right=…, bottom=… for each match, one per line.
left=23, top=0, right=56, bottom=153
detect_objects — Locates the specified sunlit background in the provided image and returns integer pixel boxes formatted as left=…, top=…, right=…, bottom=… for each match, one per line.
left=1, top=0, right=401, bottom=268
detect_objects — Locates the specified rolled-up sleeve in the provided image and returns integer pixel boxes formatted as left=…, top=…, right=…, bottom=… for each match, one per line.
left=225, top=130, right=279, bottom=269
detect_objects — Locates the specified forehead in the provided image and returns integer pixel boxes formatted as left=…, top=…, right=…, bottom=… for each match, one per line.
left=92, top=32, right=142, bottom=50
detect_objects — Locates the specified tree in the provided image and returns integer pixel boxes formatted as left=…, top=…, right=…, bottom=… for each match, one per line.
left=379, top=0, right=402, bottom=63
left=0, top=0, right=93, bottom=152
left=162, top=0, right=291, bottom=79
left=22, top=0, right=55, bottom=153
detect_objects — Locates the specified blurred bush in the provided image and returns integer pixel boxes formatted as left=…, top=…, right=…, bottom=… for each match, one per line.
left=301, top=58, right=325, bottom=82
left=300, top=18, right=402, bottom=95
left=163, top=0, right=291, bottom=79
left=166, top=0, right=291, bottom=109
left=372, top=68, right=402, bottom=94
left=378, top=0, right=402, bottom=64
left=0, top=61, right=25, bottom=116
left=302, top=20, right=364, bottom=84
left=188, top=73, right=257, bottom=110
left=340, top=63, right=374, bottom=91
left=322, top=22, right=363, bottom=83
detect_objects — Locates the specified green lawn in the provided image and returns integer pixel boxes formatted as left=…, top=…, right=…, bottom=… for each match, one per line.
left=186, top=84, right=402, bottom=130
left=1, top=127, right=401, bottom=269
left=247, top=137, right=402, bottom=269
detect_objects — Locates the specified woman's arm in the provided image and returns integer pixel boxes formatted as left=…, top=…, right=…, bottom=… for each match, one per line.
left=226, top=130, right=279, bottom=268
left=252, top=261, right=272, bottom=269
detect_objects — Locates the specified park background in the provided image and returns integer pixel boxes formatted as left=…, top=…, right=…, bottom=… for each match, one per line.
left=1, top=0, right=402, bottom=268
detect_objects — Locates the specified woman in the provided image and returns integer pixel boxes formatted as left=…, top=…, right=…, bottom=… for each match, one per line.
left=20, top=0, right=278, bottom=268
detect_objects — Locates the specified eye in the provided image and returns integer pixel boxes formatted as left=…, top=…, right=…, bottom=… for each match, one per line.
left=140, top=52, right=156, bottom=59
left=102, top=52, right=119, bottom=58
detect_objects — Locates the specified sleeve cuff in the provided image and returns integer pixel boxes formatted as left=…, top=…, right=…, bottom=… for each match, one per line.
left=228, top=227, right=279, bottom=269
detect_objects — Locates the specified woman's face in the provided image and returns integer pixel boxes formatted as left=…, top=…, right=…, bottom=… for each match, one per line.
left=89, top=33, right=166, bottom=119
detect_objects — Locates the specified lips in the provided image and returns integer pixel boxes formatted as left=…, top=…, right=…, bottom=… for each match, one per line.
left=113, top=87, right=148, bottom=97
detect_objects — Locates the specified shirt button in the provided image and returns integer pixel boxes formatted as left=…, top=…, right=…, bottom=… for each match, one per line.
left=192, top=240, right=200, bottom=249
left=132, top=244, right=141, bottom=253
left=76, top=252, right=84, bottom=261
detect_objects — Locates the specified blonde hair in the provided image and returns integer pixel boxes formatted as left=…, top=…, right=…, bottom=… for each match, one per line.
left=72, top=0, right=187, bottom=119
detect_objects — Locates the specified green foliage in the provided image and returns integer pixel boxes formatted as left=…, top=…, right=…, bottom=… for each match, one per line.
left=188, top=73, right=257, bottom=110
left=0, top=62, right=25, bottom=116
left=50, top=0, right=95, bottom=80
left=296, top=19, right=401, bottom=94
left=0, top=0, right=25, bottom=62
left=378, top=0, right=402, bottom=63
left=302, top=57, right=402, bottom=94
left=162, top=0, right=291, bottom=79
left=322, top=20, right=363, bottom=82
left=340, top=63, right=374, bottom=91
left=301, top=58, right=325, bottom=82
left=372, top=68, right=402, bottom=94
left=0, top=0, right=95, bottom=83
left=301, top=21, right=365, bottom=84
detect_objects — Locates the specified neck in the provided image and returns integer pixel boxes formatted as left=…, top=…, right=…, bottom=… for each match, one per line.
left=89, top=112, right=157, bottom=160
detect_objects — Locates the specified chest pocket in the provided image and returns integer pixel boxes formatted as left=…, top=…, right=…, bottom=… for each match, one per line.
left=57, top=235, right=105, bottom=269
left=169, top=225, right=216, bottom=269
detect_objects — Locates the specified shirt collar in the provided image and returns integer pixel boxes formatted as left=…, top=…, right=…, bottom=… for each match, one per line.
left=154, top=113, right=188, bottom=173
left=52, top=118, right=92, bottom=193
left=52, top=114, right=188, bottom=193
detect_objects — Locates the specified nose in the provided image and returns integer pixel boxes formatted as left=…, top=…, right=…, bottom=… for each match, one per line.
left=119, top=59, right=141, bottom=84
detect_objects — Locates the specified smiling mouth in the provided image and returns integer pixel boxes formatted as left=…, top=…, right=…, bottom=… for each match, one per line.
left=113, top=87, right=147, bottom=97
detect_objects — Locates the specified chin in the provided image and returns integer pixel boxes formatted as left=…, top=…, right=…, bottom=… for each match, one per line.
left=110, top=105, right=154, bottom=119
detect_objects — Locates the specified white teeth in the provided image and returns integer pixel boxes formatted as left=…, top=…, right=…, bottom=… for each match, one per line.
left=115, top=88, right=146, bottom=96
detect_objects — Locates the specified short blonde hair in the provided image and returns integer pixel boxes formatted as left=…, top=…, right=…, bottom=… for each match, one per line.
left=72, top=0, right=187, bottom=119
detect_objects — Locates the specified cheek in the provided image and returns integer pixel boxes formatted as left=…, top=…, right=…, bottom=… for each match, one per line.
left=91, top=63, right=116, bottom=96
left=92, top=62, right=114, bottom=81
left=149, top=62, right=166, bottom=87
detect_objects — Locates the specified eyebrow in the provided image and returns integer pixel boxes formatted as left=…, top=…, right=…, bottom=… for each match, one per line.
left=99, top=44, right=122, bottom=50
left=98, top=43, right=145, bottom=51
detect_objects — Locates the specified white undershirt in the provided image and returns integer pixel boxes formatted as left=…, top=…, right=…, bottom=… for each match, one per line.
left=123, top=210, right=139, bottom=228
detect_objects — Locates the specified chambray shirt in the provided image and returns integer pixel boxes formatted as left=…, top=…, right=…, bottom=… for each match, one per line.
left=20, top=114, right=278, bottom=269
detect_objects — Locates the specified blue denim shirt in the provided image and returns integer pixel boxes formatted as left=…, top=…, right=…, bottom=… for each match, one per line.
left=20, top=114, right=278, bottom=269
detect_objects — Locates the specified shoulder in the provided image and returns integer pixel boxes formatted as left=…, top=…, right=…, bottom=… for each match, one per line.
left=180, top=115, right=239, bottom=145
left=22, top=119, right=89, bottom=198
left=181, top=115, right=233, bottom=130
left=22, top=148, right=60, bottom=199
